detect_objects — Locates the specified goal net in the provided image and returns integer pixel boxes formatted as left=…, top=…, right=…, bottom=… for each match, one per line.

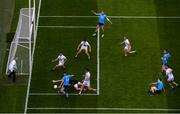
left=6, top=8, right=35, bottom=75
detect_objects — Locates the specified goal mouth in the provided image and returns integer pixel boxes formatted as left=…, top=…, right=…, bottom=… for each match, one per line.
left=6, top=8, right=35, bottom=75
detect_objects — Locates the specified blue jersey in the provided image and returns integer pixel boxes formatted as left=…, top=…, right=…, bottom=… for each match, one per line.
left=62, top=74, right=71, bottom=86
left=157, top=81, right=164, bottom=91
left=162, top=53, right=171, bottom=65
left=98, top=13, right=106, bottom=24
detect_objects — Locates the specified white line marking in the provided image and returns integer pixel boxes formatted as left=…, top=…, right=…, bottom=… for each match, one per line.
left=38, top=26, right=96, bottom=28
left=24, top=0, right=42, bottom=113
left=97, top=28, right=100, bottom=95
left=29, top=93, right=97, bottom=96
left=39, top=15, right=180, bottom=19
left=27, top=107, right=180, bottom=111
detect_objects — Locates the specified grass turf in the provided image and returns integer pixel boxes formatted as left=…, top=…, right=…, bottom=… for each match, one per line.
left=1, top=0, right=180, bottom=113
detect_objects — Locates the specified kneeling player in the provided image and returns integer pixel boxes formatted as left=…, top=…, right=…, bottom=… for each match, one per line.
left=120, top=36, right=136, bottom=56
left=79, top=68, right=96, bottom=95
left=75, top=40, right=91, bottom=59
left=163, top=65, right=178, bottom=88
left=51, top=52, right=67, bottom=71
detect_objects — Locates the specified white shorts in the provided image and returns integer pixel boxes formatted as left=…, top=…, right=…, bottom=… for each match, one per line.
left=124, top=46, right=131, bottom=52
left=58, top=61, right=64, bottom=66
left=80, top=46, right=88, bottom=51
left=74, top=82, right=81, bottom=88
left=83, top=80, right=90, bottom=87
left=9, top=68, right=14, bottom=72
left=167, top=77, right=174, bottom=83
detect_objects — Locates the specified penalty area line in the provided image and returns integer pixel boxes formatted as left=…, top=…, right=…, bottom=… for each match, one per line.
left=27, top=107, right=180, bottom=111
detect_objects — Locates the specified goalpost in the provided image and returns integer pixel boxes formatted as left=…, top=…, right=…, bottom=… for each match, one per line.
left=5, top=7, right=35, bottom=75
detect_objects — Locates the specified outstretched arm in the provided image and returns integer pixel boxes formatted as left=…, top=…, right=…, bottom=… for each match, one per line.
left=91, top=10, right=99, bottom=16
left=77, top=43, right=82, bottom=50
left=89, top=44, right=92, bottom=52
left=52, top=57, right=58, bottom=62
left=106, top=17, right=112, bottom=24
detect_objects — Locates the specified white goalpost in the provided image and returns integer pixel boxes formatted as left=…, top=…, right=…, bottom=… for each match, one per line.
left=6, top=7, right=35, bottom=75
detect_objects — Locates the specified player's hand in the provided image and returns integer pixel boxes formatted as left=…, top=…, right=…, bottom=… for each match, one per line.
left=52, top=80, right=56, bottom=83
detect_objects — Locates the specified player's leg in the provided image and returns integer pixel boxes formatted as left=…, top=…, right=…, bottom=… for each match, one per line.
left=75, top=48, right=83, bottom=58
left=101, top=26, right=105, bottom=38
left=124, top=47, right=128, bottom=56
left=85, top=49, right=90, bottom=59
left=92, top=25, right=100, bottom=36
left=172, top=81, right=178, bottom=87
left=128, top=45, right=136, bottom=54
left=12, top=70, right=16, bottom=82
left=78, top=84, right=85, bottom=95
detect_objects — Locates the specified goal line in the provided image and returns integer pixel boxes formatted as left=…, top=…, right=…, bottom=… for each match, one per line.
left=39, top=15, right=180, bottom=19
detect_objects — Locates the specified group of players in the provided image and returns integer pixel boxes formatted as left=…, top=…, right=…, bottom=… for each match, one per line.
left=49, top=10, right=178, bottom=97
left=149, top=49, right=178, bottom=96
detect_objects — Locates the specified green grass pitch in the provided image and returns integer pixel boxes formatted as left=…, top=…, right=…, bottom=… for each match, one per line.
left=1, top=0, right=180, bottom=113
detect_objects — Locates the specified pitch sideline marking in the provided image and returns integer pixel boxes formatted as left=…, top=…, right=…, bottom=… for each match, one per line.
left=39, top=15, right=180, bottom=19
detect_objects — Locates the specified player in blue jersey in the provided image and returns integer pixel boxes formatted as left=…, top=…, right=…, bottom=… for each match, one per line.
left=161, top=49, right=171, bottom=72
left=91, top=10, right=112, bottom=38
left=149, top=78, right=165, bottom=96
left=52, top=72, right=74, bottom=98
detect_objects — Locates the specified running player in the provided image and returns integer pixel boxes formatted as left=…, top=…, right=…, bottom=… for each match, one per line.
left=120, top=36, right=136, bottom=56
left=91, top=10, right=112, bottom=38
left=161, top=49, right=171, bottom=71
left=162, top=65, right=178, bottom=88
left=79, top=68, right=96, bottom=95
left=51, top=52, right=67, bottom=71
left=52, top=73, right=74, bottom=97
left=75, top=40, right=91, bottom=59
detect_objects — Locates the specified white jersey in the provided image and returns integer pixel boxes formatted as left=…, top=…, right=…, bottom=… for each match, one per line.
left=9, top=60, right=17, bottom=72
left=57, top=55, right=66, bottom=63
left=166, top=68, right=174, bottom=81
left=83, top=71, right=91, bottom=87
left=124, top=39, right=130, bottom=48
left=80, top=41, right=89, bottom=48
left=84, top=71, right=90, bottom=81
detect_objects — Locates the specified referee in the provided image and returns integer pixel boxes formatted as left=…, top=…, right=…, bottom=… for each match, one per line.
left=8, top=57, right=18, bottom=82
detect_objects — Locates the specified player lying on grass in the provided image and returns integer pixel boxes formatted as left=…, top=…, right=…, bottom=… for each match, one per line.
left=148, top=78, right=165, bottom=96
left=51, top=52, right=67, bottom=71
left=52, top=72, right=74, bottom=98
left=162, top=65, right=178, bottom=88
left=70, top=79, right=84, bottom=91
left=79, top=68, right=96, bottom=95
left=75, top=39, right=91, bottom=59
left=91, top=10, right=112, bottom=38
left=120, top=36, right=136, bottom=56
left=161, top=49, right=171, bottom=72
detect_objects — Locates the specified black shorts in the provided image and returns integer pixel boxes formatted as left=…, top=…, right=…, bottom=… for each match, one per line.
left=98, top=22, right=104, bottom=26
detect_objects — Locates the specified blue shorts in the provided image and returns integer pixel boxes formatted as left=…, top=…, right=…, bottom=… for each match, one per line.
left=98, top=22, right=104, bottom=26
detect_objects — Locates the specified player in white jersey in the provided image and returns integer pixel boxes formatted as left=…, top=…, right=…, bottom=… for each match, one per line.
left=163, top=65, right=178, bottom=88
left=52, top=52, right=67, bottom=71
left=75, top=40, right=91, bottom=59
left=79, top=68, right=96, bottom=95
left=8, top=57, right=18, bottom=82
left=120, top=36, right=136, bottom=56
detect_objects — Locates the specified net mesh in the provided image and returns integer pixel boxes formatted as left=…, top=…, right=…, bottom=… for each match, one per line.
left=6, top=8, right=34, bottom=75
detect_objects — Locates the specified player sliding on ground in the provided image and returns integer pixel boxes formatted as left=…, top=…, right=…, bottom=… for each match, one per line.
left=51, top=52, right=67, bottom=71
left=75, top=39, right=91, bottom=59
left=52, top=72, right=74, bottom=98
left=79, top=68, right=96, bottom=95
left=162, top=65, right=178, bottom=88
left=91, top=10, right=112, bottom=38
left=120, top=36, right=136, bottom=56
left=148, top=78, right=165, bottom=96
